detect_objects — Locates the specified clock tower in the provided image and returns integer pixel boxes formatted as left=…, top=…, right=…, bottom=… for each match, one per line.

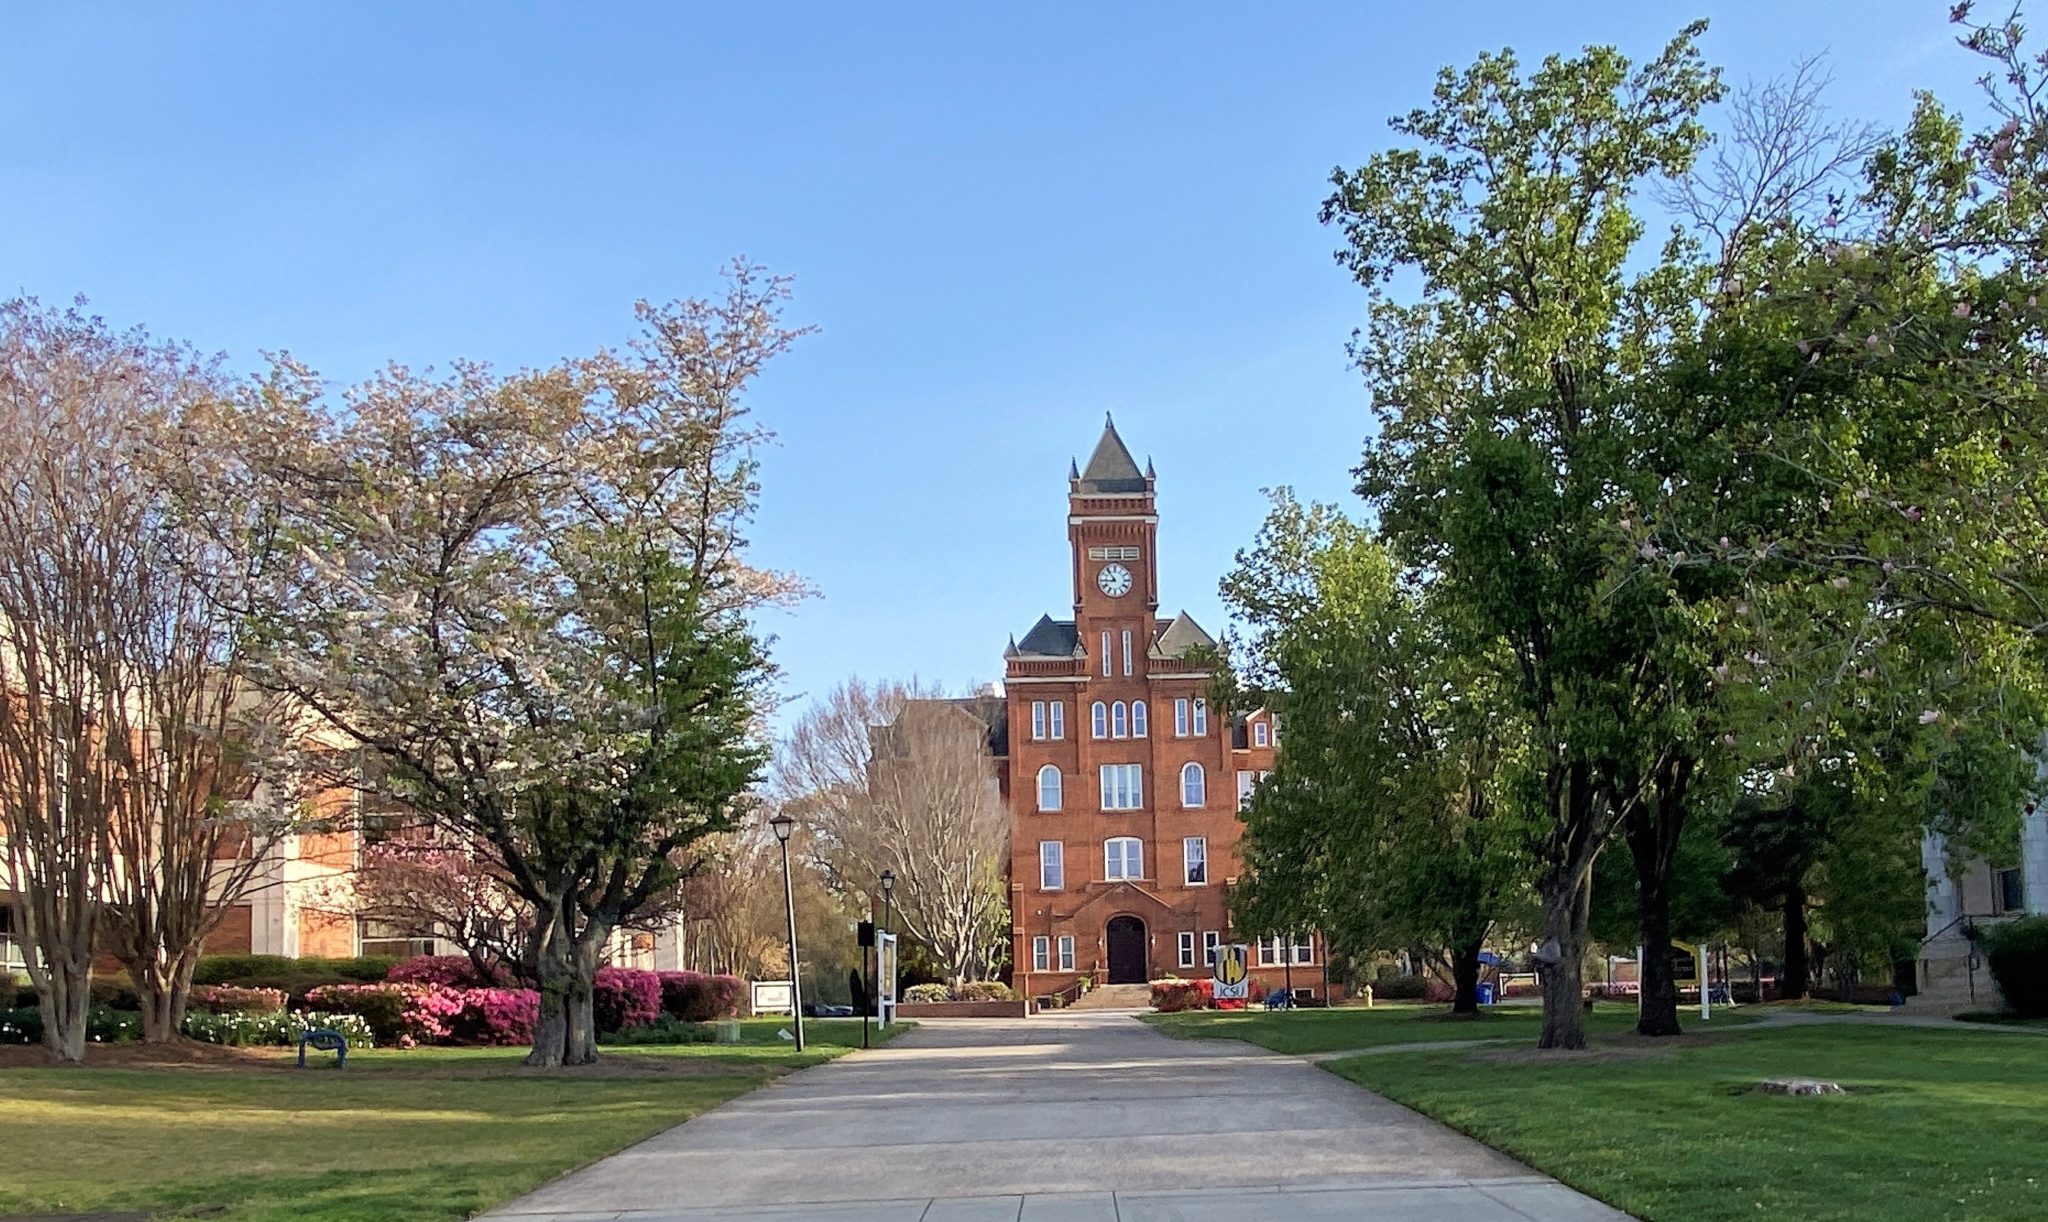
left=997, top=415, right=1314, bottom=1004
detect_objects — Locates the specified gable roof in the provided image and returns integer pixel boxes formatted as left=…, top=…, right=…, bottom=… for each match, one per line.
left=1075, top=414, right=1148, bottom=495
left=1009, top=614, right=1080, bottom=659
left=1151, top=611, right=1217, bottom=660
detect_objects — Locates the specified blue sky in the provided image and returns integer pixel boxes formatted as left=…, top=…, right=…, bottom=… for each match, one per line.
left=2, top=2, right=1987, bottom=728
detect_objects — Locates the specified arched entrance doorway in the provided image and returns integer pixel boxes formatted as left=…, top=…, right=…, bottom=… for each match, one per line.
left=1106, top=915, right=1147, bottom=984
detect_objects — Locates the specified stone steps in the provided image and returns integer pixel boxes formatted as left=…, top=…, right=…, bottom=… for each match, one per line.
left=1064, top=983, right=1152, bottom=1010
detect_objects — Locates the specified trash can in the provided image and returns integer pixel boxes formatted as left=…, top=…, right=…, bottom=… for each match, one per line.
left=1475, top=982, right=1496, bottom=1006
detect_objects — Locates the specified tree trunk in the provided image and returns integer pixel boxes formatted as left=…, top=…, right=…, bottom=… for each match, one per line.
left=525, top=914, right=572, bottom=1069
left=565, top=932, right=603, bottom=1066
left=1449, top=936, right=1484, bottom=1016
left=1781, top=885, right=1810, bottom=1001
left=38, top=958, right=93, bottom=1063
left=1536, top=873, right=1592, bottom=1049
left=1626, top=756, right=1690, bottom=1038
left=129, top=951, right=199, bottom=1044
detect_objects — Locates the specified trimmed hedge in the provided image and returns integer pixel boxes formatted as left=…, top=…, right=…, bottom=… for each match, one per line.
left=1980, top=916, right=2048, bottom=1017
left=0, top=1006, right=141, bottom=1045
left=903, top=983, right=951, bottom=1004
left=188, top=985, right=288, bottom=1015
left=304, top=982, right=461, bottom=1047
left=593, top=967, right=662, bottom=1033
left=655, top=971, right=744, bottom=1022
left=387, top=956, right=509, bottom=989
left=193, top=954, right=398, bottom=985
left=956, top=981, right=1016, bottom=1002
left=449, top=988, right=540, bottom=1046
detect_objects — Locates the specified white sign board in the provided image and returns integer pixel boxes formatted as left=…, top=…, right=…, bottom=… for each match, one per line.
left=876, top=932, right=899, bottom=1026
left=751, top=979, right=795, bottom=1016
left=1213, top=943, right=1251, bottom=1000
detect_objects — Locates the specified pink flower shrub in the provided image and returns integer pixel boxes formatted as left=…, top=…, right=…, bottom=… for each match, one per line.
left=1150, top=978, right=1213, bottom=1012
left=593, top=967, right=663, bottom=1032
left=188, top=985, right=288, bottom=1015
left=386, top=955, right=509, bottom=989
left=451, top=988, right=540, bottom=1045
left=656, top=971, right=745, bottom=1022
left=304, top=982, right=462, bottom=1048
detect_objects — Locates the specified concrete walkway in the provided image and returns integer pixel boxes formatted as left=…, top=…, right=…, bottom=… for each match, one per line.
left=487, top=1012, right=1626, bottom=1221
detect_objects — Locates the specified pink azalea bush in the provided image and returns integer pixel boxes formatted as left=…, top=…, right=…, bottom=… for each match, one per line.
left=450, top=988, right=540, bottom=1045
left=656, top=971, right=745, bottom=1022
left=592, top=967, right=662, bottom=1032
left=304, top=982, right=462, bottom=1048
left=385, top=955, right=509, bottom=989
left=187, top=985, right=288, bottom=1015
left=1150, top=977, right=1213, bottom=1012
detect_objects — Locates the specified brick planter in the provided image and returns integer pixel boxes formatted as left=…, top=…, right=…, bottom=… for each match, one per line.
left=894, top=999, right=1031, bottom=1019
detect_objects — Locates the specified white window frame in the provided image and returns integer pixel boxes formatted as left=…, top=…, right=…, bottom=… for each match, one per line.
left=1112, top=701, right=1128, bottom=738
left=1037, top=765, right=1063, bottom=812
left=1092, top=701, right=1108, bottom=739
left=1099, top=764, right=1143, bottom=811
left=1291, top=933, right=1314, bottom=965
left=1184, top=836, right=1207, bottom=885
left=1122, top=629, right=1133, bottom=676
left=1102, top=631, right=1111, bottom=676
left=1039, top=840, right=1064, bottom=890
left=1193, top=698, right=1208, bottom=736
left=1049, top=701, right=1065, bottom=740
left=1237, top=769, right=1258, bottom=809
left=1202, top=931, right=1220, bottom=966
left=1132, top=701, right=1148, bottom=738
left=1174, top=698, right=1189, bottom=737
left=1031, top=701, right=1047, bottom=740
left=1254, top=720, right=1270, bottom=747
left=1105, top=836, right=1143, bottom=881
left=1033, top=936, right=1051, bottom=972
left=1257, top=936, right=1282, bottom=966
left=1181, top=762, right=1206, bottom=809
left=1057, top=935, right=1076, bottom=972
left=1178, top=931, right=1196, bottom=969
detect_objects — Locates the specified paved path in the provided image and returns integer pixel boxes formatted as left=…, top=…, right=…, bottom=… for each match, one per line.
left=487, top=1012, right=1626, bottom=1221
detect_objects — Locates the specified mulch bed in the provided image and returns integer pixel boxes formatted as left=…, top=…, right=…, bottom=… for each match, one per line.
left=0, top=1041, right=282, bottom=1071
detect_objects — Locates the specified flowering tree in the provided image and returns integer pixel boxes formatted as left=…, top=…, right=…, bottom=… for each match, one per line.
left=204, top=265, right=807, bottom=1066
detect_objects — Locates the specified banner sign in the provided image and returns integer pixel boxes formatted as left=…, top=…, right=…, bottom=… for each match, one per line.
left=1213, top=943, right=1251, bottom=1000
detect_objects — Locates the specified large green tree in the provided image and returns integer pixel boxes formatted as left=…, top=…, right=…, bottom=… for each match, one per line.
left=1220, top=492, right=1525, bottom=1014
left=1324, top=24, right=1727, bottom=1047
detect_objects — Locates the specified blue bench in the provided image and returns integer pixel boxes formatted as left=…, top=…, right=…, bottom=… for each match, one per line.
left=298, top=1026, right=349, bottom=1069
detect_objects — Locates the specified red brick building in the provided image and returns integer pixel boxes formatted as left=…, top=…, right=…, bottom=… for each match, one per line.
left=1002, top=418, right=1321, bottom=1001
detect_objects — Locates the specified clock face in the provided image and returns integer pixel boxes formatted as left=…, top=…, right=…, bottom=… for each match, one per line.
left=1097, top=563, right=1133, bottom=598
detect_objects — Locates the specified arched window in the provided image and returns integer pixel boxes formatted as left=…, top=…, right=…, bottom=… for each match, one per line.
left=1132, top=701, right=1148, bottom=738
left=1037, top=765, right=1062, bottom=812
left=1105, top=836, right=1143, bottom=881
left=1112, top=701, right=1128, bottom=738
left=1091, top=701, right=1108, bottom=739
left=1181, top=762, right=1206, bottom=808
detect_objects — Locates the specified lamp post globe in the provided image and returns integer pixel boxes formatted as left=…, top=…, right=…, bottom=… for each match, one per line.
left=769, top=810, right=795, bottom=844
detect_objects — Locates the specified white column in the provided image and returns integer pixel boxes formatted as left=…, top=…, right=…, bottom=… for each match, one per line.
left=1921, top=830, right=1959, bottom=938
left=2023, top=805, right=2048, bottom=917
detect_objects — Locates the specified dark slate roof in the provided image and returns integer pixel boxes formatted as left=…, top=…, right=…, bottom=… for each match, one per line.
left=1011, top=614, right=1079, bottom=658
left=1151, top=611, right=1217, bottom=659
left=1075, top=414, right=1148, bottom=495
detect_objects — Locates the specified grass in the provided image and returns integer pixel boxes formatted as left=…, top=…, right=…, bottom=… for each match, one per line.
left=0, top=1018, right=909, bottom=1221
left=1327, top=1023, right=2048, bottom=1221
left=1140, top=1000, right=1782, bottom=1055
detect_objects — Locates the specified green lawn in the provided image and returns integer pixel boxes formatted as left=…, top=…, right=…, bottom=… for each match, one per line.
left=0, top=1019, right=908, bottom=1222
left=1329, top=1024, right=2048, bottom=1221
left=1141, top=1000, right=1782, bottom=1055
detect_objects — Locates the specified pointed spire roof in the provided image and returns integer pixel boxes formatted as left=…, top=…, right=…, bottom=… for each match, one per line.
left=1075, top=414, right=1148, bottom=495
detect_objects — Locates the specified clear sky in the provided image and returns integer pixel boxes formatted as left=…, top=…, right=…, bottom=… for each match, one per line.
left=2, top=2, right=1988, bottom=728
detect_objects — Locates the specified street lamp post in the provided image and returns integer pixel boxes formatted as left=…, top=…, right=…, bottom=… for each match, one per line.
left=878, top=870, right=896, bottom=1026
left=769, top=810, right=804, bottom=1052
